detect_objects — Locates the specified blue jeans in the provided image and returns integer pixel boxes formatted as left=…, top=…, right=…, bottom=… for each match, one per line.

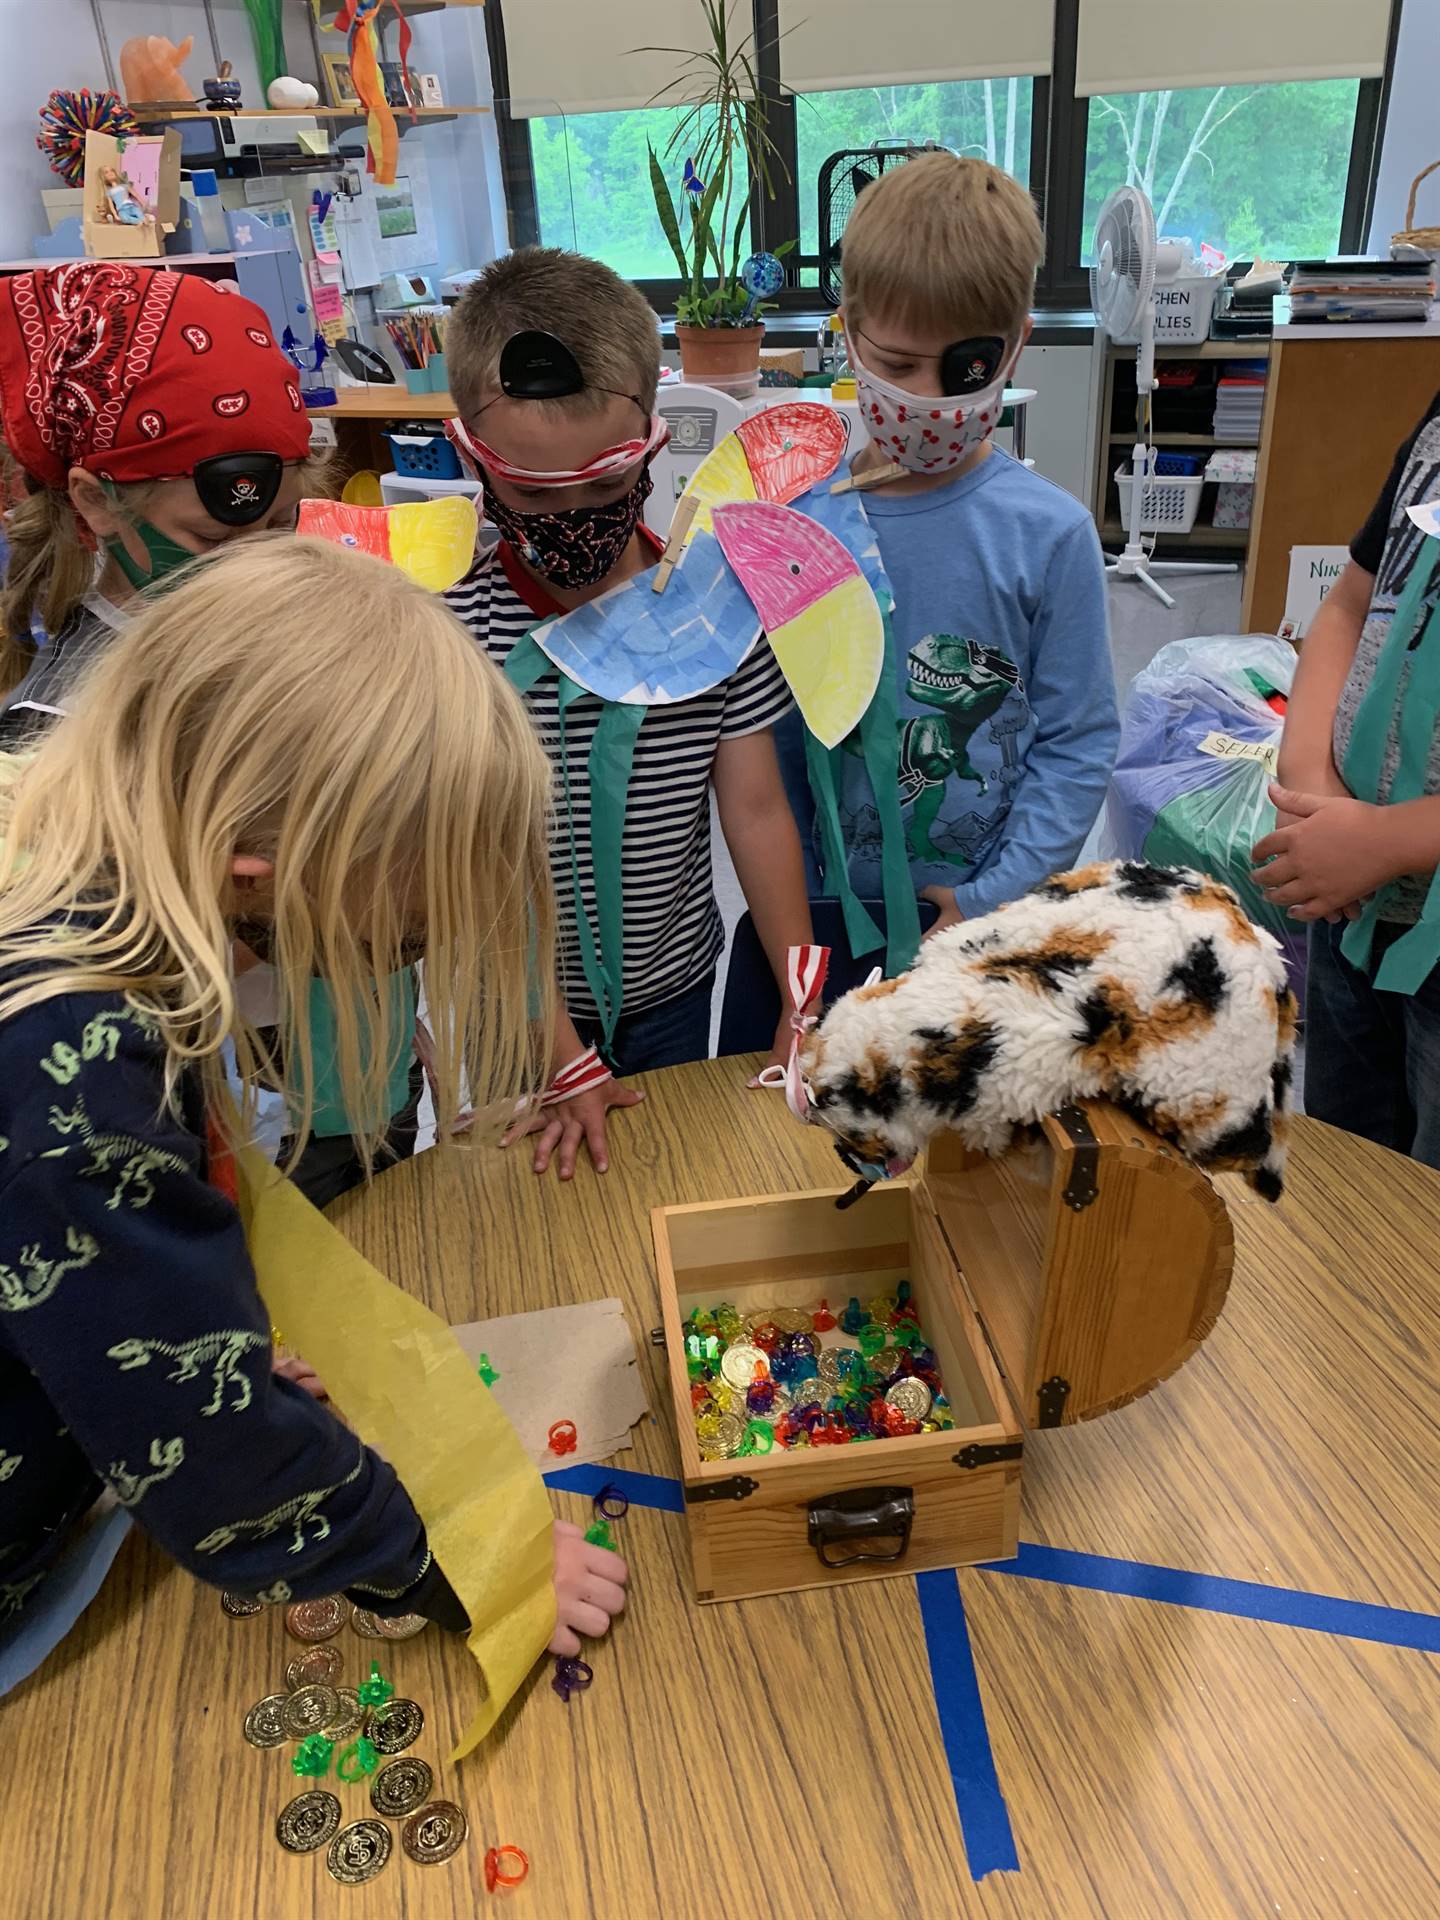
left=572, top=970, right=715, bottom=1077
left=1305, top=919, right=1440, bottom=1167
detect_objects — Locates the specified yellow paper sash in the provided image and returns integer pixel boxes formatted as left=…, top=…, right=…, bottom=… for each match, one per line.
left=235, top=1148, right=555, bottom=1756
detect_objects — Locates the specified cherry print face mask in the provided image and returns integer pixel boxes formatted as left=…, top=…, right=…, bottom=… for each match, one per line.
left=849, top=334, right=1018, bottom=475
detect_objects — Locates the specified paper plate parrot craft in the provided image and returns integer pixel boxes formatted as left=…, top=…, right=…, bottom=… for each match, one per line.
left=492, top=402, right=920, bottom=1047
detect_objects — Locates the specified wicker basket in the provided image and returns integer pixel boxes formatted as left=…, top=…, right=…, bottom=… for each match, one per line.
left=1392, top=158, right=1440, bottom=252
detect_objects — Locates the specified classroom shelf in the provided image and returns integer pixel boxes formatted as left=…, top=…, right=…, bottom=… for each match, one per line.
left=313, top=388, right=456, bottom=419
left=1105, top=431, right=1257, bottom=447
left=133, top=106, right=489, bottom=121
left=1100, top=519, right=1250, bottom=549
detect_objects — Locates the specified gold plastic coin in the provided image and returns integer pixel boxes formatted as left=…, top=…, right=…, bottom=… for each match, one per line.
left=370, top=1756, right=434, bottom=1818
left=276, top=1790, right=341, bottom=1855
left=326, top=1818, right=393, bottom=1885
left=323, top=1686, right=365, bottom=1742
left=885, top=1376, right=933, bottom=1422
left=373, top=1612, right=428, bottom=1641
left=286, top=1645, right=344, bottom=1691
left=401, top=1800, right=468, bottom=1866
left=242, top=1693, right=289, bottom=1749
left=719, top=1342, right=766, bottom=1390
left=744, top=1308, right=781, bottom=1333
left=281, top=1683, right=342, bottom=1741
left=369, top=1697, right=425, bottom=1754
left=220, top=1591, right=263, bottom=1618
left=285, top=1596, right=344, bottom=1643
left=712, top=1411, right=747, bottom=1458
left=771, top=1308, right=813, bottom=1335
left=869, top=1347, right=907, bottom=1380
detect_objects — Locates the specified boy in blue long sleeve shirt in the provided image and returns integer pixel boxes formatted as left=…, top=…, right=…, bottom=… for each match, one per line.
left=797, top=152, right=1117, bottom=931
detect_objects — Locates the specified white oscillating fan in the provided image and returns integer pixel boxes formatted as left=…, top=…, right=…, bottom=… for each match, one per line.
left=1090, top=185, right=1235, bottom=609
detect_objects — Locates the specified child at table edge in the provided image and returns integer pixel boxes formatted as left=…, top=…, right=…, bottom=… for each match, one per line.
left=1256, top=388, right=1440, bottom=1165
left=0, top=538, right=625, bottom=1653
left=778, top=153, right=1118, bottom=933
left=443, top=249, right=814, bottom=1179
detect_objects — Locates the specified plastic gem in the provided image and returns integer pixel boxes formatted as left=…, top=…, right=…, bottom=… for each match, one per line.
left=867, top=1293, right=897, bottom=1324
left=584, top=1520, right=615, bottom=1550
left=838, top=1296, right=869, bottom=1334
left=357, top=1660, right=394, bottom=1710
left=593, top=1482, right=630, bottom=1521
left=547, top=1419, right=579, bottom=1456
left=336, top=1736, right=379, bottom=1781
left=746, top=1377, right=778, bottom=1415
left=476, top=1352, right=500, bottom=1386
left=691, top=1382, right=713, bottom=1410
left=810, top=1415, right=849, bottom=1446
left=858, top=1324, right=888, bottom=1357
left=812, top=1298, right=837, bottom=1332
left=893, top=1322, right=924, bottom=1350
left=485, top=1845, right=530, bottom=1892
left=741, top=1419, right=775, bottom=1455
left=291, top=1734, right=334, bottom=1778
left=552, top=1655, right=594, bottom=1702
left=751, top=1321, right=782, bottom=1354
left=896, top=1280, right=913, bottom=1309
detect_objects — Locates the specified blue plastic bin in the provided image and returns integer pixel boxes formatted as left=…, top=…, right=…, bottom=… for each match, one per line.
left=385, top=430, right=462, bottom=480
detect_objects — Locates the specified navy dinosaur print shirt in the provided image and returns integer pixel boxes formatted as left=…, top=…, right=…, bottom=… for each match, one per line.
left=0, top=981, right=466, bottom=1630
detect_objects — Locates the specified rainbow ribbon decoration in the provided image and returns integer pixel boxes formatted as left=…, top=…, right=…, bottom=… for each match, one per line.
left=329, top=0, right=415, bottom=185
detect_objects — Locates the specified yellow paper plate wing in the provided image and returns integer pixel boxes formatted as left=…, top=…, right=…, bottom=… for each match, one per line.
left=768, top=571, right=885, bottom=750
left=236, top=1150, right=555, bottom=1758
left=677, top=431, right=757, bottom=539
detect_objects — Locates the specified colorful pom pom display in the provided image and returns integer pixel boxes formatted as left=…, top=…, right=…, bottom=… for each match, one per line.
left=37, top=89, right=139, bottom=188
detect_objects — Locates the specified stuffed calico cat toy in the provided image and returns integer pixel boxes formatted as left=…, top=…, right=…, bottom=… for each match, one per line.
left=801, top=861, right=1297, bottom=1201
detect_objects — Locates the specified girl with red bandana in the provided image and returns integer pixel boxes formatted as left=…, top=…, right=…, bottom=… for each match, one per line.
left=0, top=260, right=320, bottom=746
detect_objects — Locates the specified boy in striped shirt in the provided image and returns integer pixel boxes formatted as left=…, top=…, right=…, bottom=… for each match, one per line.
left=444, top=249, right=812, bottom=1178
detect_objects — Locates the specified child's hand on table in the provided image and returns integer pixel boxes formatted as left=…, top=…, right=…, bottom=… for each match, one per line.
left=921, top=886, right=965, bottom=938
left=549, top=1519, right=629, bottom=1655
left=273, top=1353, right=327, bottom=1399
left=1252, top=783, right=1402, bottom=923
left=504, top=1078, right=645, bottom=1179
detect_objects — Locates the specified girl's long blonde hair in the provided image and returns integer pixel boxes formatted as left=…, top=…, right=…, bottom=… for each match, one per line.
left=0, top=535, right=554, bottom=1168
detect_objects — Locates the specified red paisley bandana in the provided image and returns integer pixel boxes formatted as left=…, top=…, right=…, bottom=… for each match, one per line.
left=0, top=261, right=311, bottom=490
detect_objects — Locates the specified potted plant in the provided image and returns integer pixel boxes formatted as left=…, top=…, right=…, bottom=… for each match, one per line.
left=642, top=0, right=794, bottom=385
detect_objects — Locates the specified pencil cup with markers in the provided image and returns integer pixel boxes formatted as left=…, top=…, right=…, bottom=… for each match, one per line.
left=386, top=311, right=450, bottom=396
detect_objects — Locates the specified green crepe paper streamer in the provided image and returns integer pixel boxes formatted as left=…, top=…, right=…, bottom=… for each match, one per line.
left=241, top=0, right=289, bottom=93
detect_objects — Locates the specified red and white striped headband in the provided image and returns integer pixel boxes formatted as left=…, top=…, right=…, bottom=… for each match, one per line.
left=446, top=412, right=671, bottom=488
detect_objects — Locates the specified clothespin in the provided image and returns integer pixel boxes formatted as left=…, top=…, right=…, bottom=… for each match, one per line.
left=651, top=492, right=699, bottom=594
left=831, top=461, right=905, bottom=494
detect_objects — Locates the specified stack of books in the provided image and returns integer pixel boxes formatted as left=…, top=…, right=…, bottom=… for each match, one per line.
left=1287, top=257, right=1435, bottom=324
left=1212, top=361, right=1267, bottom=442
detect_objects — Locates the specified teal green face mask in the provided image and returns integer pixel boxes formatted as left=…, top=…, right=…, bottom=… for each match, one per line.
left=101, top=481, right=198, bottom=592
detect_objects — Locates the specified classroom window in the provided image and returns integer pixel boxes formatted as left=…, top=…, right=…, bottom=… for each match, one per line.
left=1081, top=78, right=1364, bottom=263
left=529, top=106, right=750, bottom=283
left=793, top=78, right=1036, bottom=276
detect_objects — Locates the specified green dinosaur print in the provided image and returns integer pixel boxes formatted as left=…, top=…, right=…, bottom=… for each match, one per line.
left=47, top=1097, right=188, bottom=1210
left=890, top=634, right=1025, bottom=864
left=108, top=1436, right=185, bottom=1508
left=38, top=1006, right=160, bottom=1086
left=0, top=1449, right=21, bottom=1482
left=193, top=1446, right=365, bottom=1558
left=106, top=1330, right=270, bottom=1416
left=0, top=1226, right=100, bottom=1312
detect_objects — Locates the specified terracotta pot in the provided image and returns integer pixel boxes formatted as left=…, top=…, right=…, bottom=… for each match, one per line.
left=675, top=322, right=764, bottom=382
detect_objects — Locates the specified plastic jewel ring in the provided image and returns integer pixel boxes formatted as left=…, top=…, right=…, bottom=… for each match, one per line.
left=547, top=1420, right=579, bottom=1456
left=592, top=1484, right=629, bottom=1521
left=335, top=1737, right=380, bottom=1782
left=551, top=1656, right=593, bottom=1701
left=484, top=1844, right=530, bottom=1891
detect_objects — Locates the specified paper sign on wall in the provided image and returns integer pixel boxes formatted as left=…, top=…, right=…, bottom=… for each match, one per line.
left=1277, top=544, right=1349, bottom=643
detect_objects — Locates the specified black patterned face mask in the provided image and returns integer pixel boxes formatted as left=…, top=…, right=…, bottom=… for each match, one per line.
left=481, top=465, right=653, bottom=589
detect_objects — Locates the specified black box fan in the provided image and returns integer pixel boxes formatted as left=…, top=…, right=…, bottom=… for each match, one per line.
left=816, top=143, right=932, bottom=307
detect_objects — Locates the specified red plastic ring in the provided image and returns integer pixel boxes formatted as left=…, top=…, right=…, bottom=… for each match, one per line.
left=484, top=1844, right=530, bottom=1890
left=547, top=1420, right=578, bottom=1456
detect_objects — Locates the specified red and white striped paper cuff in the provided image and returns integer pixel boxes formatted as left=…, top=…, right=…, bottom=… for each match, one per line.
left=539, top=1045, right=613, bottom=1106
left=755, top=944, right=829, bottom=1122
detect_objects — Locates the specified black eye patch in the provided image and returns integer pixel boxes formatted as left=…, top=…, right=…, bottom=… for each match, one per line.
left=499, top=329, right=586, bottom=400
left=193, top=452, right=284, bottom=527
left=939, top=336, right=1006, bottom=396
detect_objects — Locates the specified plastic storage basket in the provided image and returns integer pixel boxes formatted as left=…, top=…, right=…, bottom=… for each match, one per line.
left=1115, top=460, right=1205, bottom=534
left=385, top=429, right=462, bottom=480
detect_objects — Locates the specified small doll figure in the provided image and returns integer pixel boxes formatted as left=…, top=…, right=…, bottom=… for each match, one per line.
left=101, top=166, right=148, bottom=226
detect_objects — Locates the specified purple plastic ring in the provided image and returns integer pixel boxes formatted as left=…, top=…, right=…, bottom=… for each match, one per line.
left=592, top=1483, right=629, bottom=1521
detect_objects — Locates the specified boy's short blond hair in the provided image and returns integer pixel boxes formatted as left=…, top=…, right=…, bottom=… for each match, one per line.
left=841, top=153, right=1044, bottom=345
left=447, top=247, right=661, bottom=421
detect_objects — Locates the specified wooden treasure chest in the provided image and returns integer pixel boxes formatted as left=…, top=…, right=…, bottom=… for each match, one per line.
left=652, top=1101, right=1233, bottom=1603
